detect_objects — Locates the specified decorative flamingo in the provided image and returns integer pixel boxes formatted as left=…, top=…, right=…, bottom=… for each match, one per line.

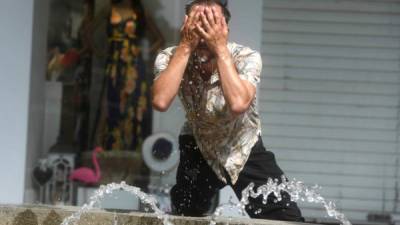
left=69, top=147, right=103, bottom=185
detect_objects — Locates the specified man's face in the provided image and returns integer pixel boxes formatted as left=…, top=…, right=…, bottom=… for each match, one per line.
left=190, top=3, right=227, bottom=51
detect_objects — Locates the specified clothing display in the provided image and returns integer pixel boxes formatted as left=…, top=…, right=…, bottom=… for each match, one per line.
left=98, top=9, right=150, bottom=151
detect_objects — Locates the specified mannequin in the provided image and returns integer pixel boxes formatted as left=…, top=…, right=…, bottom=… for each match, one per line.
left=95, top=0, right=164, bottom=151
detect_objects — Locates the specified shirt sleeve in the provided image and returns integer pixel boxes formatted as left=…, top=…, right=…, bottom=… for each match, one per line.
left=153, top=47, right=175, bottom=81
left=235, top=49, right=262, bottom=87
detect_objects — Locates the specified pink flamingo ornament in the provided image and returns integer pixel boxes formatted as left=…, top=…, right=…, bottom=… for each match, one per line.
left=69, top=147, right=103, bottom=185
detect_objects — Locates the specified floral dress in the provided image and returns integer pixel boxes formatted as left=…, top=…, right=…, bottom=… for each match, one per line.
left=100, top=11, right=149, bottom=151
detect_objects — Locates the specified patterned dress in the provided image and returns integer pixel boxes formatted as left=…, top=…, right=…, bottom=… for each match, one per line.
left=100, top=11, right=149, bottom=151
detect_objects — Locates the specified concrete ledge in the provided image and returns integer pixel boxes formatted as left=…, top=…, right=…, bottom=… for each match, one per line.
left=0, top=204, right=318, bottom=225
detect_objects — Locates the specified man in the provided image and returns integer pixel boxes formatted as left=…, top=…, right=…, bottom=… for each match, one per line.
left=152, top=0, right=303, bottom=221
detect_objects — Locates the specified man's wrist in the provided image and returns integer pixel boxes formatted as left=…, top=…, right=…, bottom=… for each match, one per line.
left=177, top=42, right=193, bottom=55
left=215, top=45, right=230, bottom=61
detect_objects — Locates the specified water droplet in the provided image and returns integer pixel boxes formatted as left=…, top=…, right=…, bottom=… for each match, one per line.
left=60, top=182, right=173, bottom=225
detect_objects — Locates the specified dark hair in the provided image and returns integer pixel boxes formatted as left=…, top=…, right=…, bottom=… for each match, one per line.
left=111, top=0, right=146, bottom=38
left=185, top=0, right=231, bottom=24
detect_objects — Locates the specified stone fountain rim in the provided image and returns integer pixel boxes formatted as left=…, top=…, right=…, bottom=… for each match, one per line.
left=0, top=204, right=315, bottom=225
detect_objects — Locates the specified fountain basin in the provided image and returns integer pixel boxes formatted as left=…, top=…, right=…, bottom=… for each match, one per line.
left=0, top=204, right=317, bottom=225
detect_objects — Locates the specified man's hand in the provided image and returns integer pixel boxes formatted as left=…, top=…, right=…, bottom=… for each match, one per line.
left=195, top=7, right=229, bottom=56
left=180, top=7, right=202, bottom=52
left=153, top=7, right=204, bottom=112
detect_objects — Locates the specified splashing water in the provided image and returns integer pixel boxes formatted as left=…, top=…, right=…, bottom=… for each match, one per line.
left=61, top=179, right=352, bottom=225
left=61, top=182, right=173, bottom=225
left=210, top=176, right=352, bottom=225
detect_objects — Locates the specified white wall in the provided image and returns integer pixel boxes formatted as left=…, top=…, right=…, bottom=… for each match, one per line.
left=0, top=0, right=48, bottom=204
left=24, top=0, right=49, bottom=203
left=229, top=0, right=263, bottom=52
left=0, top=0, right=35, bottom=204
left=259, top=0, right=400, bottom=220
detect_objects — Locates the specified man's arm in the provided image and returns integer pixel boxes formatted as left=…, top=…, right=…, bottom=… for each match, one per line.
left=196, top=7, right=257, bottom=116
left=152, top=45, right=191, bottom=112
left=152, top=8, right=201, bottom=112
left=216, top=48, right=256, bottom=116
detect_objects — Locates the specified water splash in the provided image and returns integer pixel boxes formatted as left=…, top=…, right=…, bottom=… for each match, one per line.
left=210, top=196, right=247, bottom=225
left=210, top=176, right=352, bottom=225
left=61, top=179, right=351, bottom=225
left=60, top=182, right=173, bottom=225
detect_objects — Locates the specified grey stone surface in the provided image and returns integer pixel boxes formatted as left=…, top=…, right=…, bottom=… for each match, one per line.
left=0, top=204, right=318, bottom=225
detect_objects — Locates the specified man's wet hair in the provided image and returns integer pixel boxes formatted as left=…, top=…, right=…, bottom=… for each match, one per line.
left=185, top=0, right=231, bottom=24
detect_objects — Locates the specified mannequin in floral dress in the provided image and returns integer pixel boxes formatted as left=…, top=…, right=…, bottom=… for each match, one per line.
left=96, top=0, right=164, bottom=151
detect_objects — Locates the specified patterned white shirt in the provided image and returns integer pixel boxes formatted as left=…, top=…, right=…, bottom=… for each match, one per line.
left=154, top=42, right=262, bottom=184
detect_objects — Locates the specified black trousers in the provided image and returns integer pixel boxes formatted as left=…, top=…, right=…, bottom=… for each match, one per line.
left=170, top=135, right=304, bottom=222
